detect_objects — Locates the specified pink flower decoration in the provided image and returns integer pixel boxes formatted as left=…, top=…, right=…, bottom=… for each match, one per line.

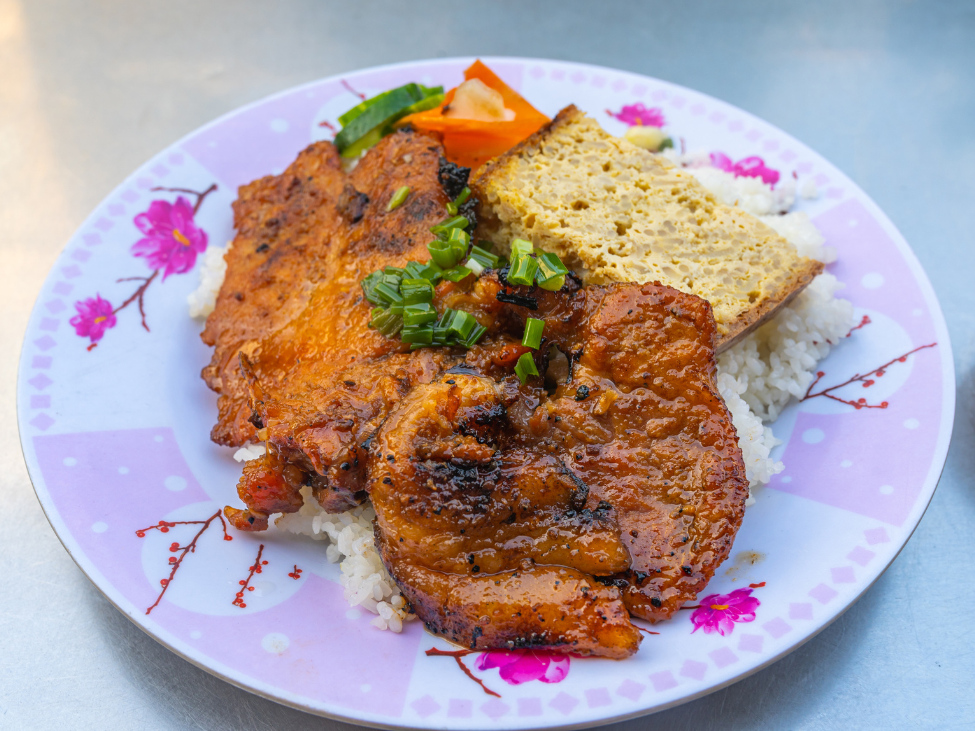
left=608, top=102, right=666, bottom=128
left=131, top=196, right=208, bottom=279
left=475, top=649, right=570, bottom=685
left=690, top=587, right=760, bottom=636
left=709, top=152, right=780, bottom=186
left=70, top=295, right=116, bottom=343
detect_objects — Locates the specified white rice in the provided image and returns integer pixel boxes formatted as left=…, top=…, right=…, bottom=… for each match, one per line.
left=273, top=487, right=414, bottom=632
left=187, top=242, right=230, bottom=319
left=190, top=153, right=852, bottom=626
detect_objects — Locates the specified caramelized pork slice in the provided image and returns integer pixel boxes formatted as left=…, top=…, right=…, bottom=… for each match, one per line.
left=369, top=371, right=641, bottom=658
left=443, top=273, right=749, bottom=622
left=202, top=128, right=453, bottom=447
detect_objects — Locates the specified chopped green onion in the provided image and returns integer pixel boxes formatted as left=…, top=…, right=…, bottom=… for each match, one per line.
left=430, top=215, right=469, bottom=236
left=536, top=252, right=568, bottom=281
left=514, top=352, right=539, bottom=384
left=405, top=260, right=443, bottom=284
left=419, top=261, right=444, bottom=284
left=361, top=270, right=384, bottom=305
left=441, top=265, right=472, bottom=282
left=401, top=325, right=434, bottom=345
left=454, top=187, right=472, bottom=207
left=404, top=261, right=426, bottom=280
left=536, top=252, right=569, bottom=291
left=374, top=282, right=403, bottom=308
left=387, top=186, right=411, bottom=212
left=510, top=238, right=533, bottom=259
left=403, top=302, right=437, bottom=327
left=446, top=186, right=472, bottom=215
left=447, top=310, right=477, bottom=340
left=462, top=323, right=487, bottom=348
left=432, top=325, right=451, bottom=345
left=437, top=308, right=455, bottom=326
left=522, top=318, right=544, bottom=349
left=466, top=258, right=485, bottom=276
left=469, top=244, right=500, bottom=268
left=400, top=279, right=434, bottom=305
left=446, top=227, right=470, bottom=262
left=447, top=227, right=470, bottom=247
left=369, top=307, right=403, bottom=337
left=537, top=273, right=565, bottom=291
left=507, top=255, right=539, bottom=286
left=383, top=266, right=405, bottom=277
left=428, top=240, right=461, bottom=269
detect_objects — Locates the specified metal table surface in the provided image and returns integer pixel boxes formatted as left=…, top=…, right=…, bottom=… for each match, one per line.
left=2, top=1, right=973, bottom=729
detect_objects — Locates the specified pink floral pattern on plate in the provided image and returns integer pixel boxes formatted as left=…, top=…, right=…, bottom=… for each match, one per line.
left=69, top=295, right=117, bottom=343
left=690, top=588, right=760, bottom=636
left=476, top=649, right=571, bottom=685
left=607, top=102, right=666, bottom=127
left=709, top=152, right=780, bottom=186
left=132, top=196, right=209, bottom=279
left=69, top=184, right=216, bottom=346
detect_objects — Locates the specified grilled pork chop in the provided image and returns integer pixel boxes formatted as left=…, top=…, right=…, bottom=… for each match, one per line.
left=366, top=274, right=747, bottom=656
left=201, top=130, right=460, bottom=529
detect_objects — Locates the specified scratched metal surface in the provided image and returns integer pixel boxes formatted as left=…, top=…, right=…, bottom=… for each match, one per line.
left=2, top=0, right=973, bottom=728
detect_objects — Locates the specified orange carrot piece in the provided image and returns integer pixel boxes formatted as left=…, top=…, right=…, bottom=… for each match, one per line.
left=399, top=60, right=550, bottom=169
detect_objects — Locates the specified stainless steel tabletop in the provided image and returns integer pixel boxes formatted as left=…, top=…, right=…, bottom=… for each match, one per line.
left=3, top=1, right=973, bottom=729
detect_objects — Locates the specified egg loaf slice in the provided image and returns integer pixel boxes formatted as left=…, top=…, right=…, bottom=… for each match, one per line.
left=471, top=105, right=823, bottom=351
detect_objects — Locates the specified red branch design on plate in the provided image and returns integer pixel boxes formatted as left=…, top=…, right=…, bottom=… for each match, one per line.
left=288, top=565, right=303, bottom=580
left=135, top=509, right=232, bottom=615
left=425, top=648, right=501, bottom=698
left=801, top=316, right=937, bottom=410
left=233, top=544, right=268, bottom=608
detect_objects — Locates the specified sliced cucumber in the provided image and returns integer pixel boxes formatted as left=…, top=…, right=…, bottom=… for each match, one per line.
left=335, top=83, right=444, bottom=158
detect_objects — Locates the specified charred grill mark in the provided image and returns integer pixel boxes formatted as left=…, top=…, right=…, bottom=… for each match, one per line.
left=556, top=457, right=590, bottom=511
left=496, top=291, right=539, bottom=310
left=337, top=184, right=369, bottom=223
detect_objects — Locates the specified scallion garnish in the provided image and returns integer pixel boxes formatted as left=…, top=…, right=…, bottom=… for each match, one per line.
left=401, top=325, right=434, bottom=345
left=469, top=244, right=499, bottom=269
left=514, top=352, right=539, bottom=384
left=536, top=251, right=569, bottom=291
left=387, top=186, right=411, bottom=212
left=403, top=302, right=437, bottom=327
left=441, top=265, right=472, bottom=282
left=428, top=240, right=460, bottom=269
left=370, top=307, right=403, bottom=337
left=510, top=238, right=533, bottom=259
left=507, top=254, right=539, bottom=286
left=374, top=282, right=404, bottom=308
left=462, top=323, right=487, bottom=348
left=430, top=215, right=469, bottom=237
left=447, top=310, right=478, bottom=340
left=466, top=257, right=485, bottom=276
left=522, top=318, right=544, bottom=349
left=361, top=270, right=385, bottom=305
left=446, top=186, right=472, bottom=215
left=400, top=279, right=434, bottom=305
